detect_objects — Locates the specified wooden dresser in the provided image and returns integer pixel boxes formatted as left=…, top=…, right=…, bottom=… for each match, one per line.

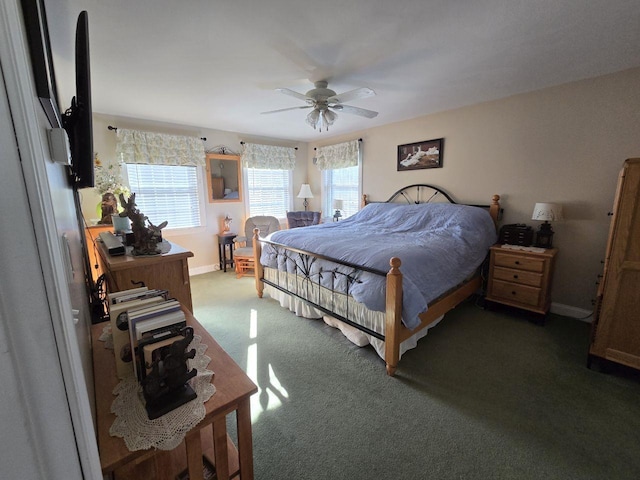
left=85, top=224, right=114, bottom=283
left=486, top=245, right=558, bottom=317
left=589, top=158, right=640, bottom=371
left=96, top=240, right=194, bottom=312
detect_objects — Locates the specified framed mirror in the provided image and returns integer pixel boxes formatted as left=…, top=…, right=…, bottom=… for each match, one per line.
left=205, top=153, right=242, bottom=203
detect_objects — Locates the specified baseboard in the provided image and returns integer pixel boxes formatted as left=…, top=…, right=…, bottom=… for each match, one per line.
left=550, top=302, right=593, bottom=323
left=189, top=264, right=219, bottom=276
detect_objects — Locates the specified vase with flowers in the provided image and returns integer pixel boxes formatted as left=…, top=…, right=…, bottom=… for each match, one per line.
left=94, top=153, right=131, bottom=224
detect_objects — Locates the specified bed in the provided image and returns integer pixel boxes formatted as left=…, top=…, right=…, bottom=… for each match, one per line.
left=251, top=185, right=501, bottom=375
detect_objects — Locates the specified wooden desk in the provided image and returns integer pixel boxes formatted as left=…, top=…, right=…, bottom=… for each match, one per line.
left=97, top=240, right=194, bottom=312
left=91, top=311, right=258, bottom=479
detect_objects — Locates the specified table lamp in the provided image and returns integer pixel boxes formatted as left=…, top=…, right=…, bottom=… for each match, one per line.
left=333, top=199, right=343, bottom=222
left=297, top=184, right=314, bottom=211
left=531, top=202, right=563, bottom=248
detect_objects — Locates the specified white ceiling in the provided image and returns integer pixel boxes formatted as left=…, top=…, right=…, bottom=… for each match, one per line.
left=46, top=0, right=640, bottom=143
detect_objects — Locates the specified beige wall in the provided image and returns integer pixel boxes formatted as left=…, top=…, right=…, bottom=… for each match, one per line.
left=307, top=67, right=640, bottom=313
left=83, top=114, right=308, bottom=274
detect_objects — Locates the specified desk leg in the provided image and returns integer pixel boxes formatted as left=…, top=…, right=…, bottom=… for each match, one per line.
left=185, top=430, right=204, bottom=480
left=213, top=416, right=230, bottom=479
left=237, top=397, right=254, bottom=480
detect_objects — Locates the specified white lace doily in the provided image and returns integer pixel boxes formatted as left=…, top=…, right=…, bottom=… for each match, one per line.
left=109, top=334, right=216, bottom=451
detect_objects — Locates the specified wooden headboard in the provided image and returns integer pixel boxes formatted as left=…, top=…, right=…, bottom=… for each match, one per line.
left=362, top=184, right=502, bottom=228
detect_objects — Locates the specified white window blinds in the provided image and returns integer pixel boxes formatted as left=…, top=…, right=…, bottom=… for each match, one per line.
left=126, top=163, right=202, bottom=229
left=241, top=142, right=296, bottom=218
left=245, top=168, right=292, bottom=218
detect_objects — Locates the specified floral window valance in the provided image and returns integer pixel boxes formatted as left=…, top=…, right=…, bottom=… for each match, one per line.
left=315, top=139, right=360, bottom=170
left=116, top=128, right=205, bottom=166
left=241, top=143, right=296, bottom=170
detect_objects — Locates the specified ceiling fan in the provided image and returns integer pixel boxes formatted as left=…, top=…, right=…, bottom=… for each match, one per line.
left=262, top=80, right=378, bottom=131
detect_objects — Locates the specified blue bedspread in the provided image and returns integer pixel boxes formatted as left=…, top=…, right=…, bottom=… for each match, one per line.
left=260, top=202, right=497, bottom=330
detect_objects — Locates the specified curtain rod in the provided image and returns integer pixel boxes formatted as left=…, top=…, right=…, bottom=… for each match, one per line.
left=107, top=125, right=206, bottom=141
left=240, top=141, right=297, bottom=150
left=313, top=138, right=363, bottom=150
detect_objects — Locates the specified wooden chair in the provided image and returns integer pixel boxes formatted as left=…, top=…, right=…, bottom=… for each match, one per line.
left=234, top=216, right=280, bottom=278
left=286, top=211, right=321, bottom=229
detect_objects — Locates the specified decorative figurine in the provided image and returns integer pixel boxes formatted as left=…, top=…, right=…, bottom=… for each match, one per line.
left=223, top=215, right=232, bottom=233
left=98, top=192, right=118, bottom=224
left=118, top=193, right=167, bottom=255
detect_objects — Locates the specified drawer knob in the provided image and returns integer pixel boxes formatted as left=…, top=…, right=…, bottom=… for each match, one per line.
left=511, top=291, right=517, bottom=295
left=515, top=261, right=520, bottom=265
left=513, top=274, right=519, bottom=279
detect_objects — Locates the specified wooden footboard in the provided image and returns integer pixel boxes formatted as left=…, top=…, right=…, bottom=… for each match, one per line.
left=251, top=192, right=501, bottom=376
left=251, top=233, right=479, bottom=376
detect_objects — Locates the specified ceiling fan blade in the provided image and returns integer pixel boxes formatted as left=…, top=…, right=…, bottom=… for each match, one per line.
left=327, top=87, right=375, bottom=104
left=261, top=105, right=313, bottom=114
left=276, top=88, right=313, bottom=103
left=331, top=104, right=378, bottom=118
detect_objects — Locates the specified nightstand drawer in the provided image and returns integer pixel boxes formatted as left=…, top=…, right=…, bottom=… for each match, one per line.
left=493, top=266, right=543, bottom=287
left=493, top=252, right=545, bottom=273
left=491, top=280, right=541, bottom=307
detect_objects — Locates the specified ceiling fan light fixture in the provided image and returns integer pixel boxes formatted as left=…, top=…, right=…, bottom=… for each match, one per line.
left=273, top=80, right=378, bottom=132
left=323, top=109, right=337, bottom=126
left=306, top=109, right=320, bottom=129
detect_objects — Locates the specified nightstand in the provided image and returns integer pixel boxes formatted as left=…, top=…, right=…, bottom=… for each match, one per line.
left=217, top=233, right=237, bottom=272
left=485, top=245, right=558, bottom=320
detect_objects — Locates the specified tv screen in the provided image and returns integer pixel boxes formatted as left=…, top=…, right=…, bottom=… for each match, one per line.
left=63, top=11, right=94, bottom=189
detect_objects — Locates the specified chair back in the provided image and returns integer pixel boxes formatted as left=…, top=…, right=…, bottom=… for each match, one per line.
left=244, top=216, right=280, bottom=247
left=286, top=211, right=321, bottom=229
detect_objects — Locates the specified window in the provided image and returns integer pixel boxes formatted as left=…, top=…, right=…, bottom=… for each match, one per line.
left=126, top=163, right=203, bottom=229
left=245, top=168, right=292, bottom=218
left=322, top=164, right=360, bottom=219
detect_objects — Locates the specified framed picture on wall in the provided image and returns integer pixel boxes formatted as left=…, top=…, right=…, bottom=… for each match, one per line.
left=397, top=138, right=444, bottom=171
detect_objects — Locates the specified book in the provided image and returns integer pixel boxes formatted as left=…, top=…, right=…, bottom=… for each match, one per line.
left=135, top=310, right=186, bottom=340
left=108, top=294, right=166, bottom=379
left=127, top=300, right=184, bottom=381
left=107, top=286, right=148, bottom=304
left=111, top=288, right=169, bottom=304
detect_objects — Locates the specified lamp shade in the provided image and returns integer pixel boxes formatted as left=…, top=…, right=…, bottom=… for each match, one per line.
left=333, top=199, right=344, bottom=210
left=532, top=203, right=563, bottom=221
left=297, top=184, right=314, bottom=199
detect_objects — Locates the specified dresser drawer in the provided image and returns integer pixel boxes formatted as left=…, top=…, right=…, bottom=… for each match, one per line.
left=493, top=252, right=545, bottom=273
left=490, top=280, right=541, bottom=307
left=492, top=266, right=543, bottom=287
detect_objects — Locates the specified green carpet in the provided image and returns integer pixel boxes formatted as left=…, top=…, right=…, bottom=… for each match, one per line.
left=191, top=271, right=640, bottom=480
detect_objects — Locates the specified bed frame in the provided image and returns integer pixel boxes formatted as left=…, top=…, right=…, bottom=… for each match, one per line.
left=251, top=185, right=501, bottom=376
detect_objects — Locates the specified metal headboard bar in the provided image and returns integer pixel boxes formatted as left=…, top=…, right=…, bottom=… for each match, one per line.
left=260, top=239, right=388, bottom=277
left=382, top=184, right=502, bottom=219
left=386, top=183, right=457, bottom=204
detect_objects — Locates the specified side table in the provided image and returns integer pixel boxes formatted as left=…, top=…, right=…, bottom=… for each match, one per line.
left=485, top=245, right=558, bottom=323
left=217, top=233, right=237, bottom=272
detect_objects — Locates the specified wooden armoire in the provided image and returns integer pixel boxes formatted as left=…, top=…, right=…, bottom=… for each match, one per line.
left=589, top=158, right=640, bottom=370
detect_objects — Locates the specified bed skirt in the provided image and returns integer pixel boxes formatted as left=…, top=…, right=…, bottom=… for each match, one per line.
left=263, top=268, right=442, bottom=361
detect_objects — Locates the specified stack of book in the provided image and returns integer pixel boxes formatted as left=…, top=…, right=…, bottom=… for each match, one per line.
left=107, top=287, right=176, bottom=379
left=127, top=298, right=187, bottom=382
